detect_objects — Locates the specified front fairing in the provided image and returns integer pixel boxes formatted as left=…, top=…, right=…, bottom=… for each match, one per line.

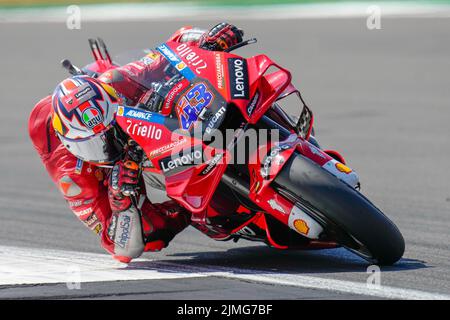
left=114, top=42, right=232, bottom=215
left=114, top=42, right=313, bottom=220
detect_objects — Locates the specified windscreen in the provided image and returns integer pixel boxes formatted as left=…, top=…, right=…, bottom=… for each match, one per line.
left=113, top=45, right=229, bottom=137
left=112, top=47, right=185, bottom=91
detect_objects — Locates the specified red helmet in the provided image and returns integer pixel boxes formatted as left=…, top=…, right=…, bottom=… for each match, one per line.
left=51, top=75, right=127, bottom=165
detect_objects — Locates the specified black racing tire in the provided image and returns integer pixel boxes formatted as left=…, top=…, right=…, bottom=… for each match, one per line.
left=273, top=152, right=405, bottom=265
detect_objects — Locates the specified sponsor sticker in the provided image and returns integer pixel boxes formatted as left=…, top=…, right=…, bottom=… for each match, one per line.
left=205, top=106, right=226, bottom=135
left=157, top=44, right=179, bottom=62
left=335, top=162, right=352, bottom=174
left=322, top=159, right=360, bottom=188
left=261, top=144, right=291, bottom=179
left=69, top=199, right=93, bottom=208
left=125, top=119, right=162, bottom=140
left=81, top=107, right=103, bottom=129
left=175, top=43, right=208, bottom=75
left=214, top=53, right=226, bottom=90
left=148, top=137, right=187, bottom=158
left=199, top=153, right=224, bottom=176
left=68, top=200, right=82, bottom=208
left=115, top=214, right=132, bottom=249
left=59, top=176, right=82, bottom=197
left=140, top=54, right=156, bottom=66
left=148, top=52, right=159, bottom=60
left=74, top=207, right=93, bottom=218
left=228, top=58, right=249, bottom=100
left=267, top=199, right=286, bottom=214
left=157, top=43, right=196, bottom=80
left=162, top=79, right=190, bottom=114
left=124, top=109, right=152, bottom=121
left=159, top=149, right=203, bottom=175
left=75, top=158, right=83, bottom=175
left=288, top=206, right=323, bottom=239
left=85, top=213, right=99, bottom=227
left=74, top=84, right=94, bottom=100
left=108, top=215, right=118, bottom=240
left=176, top=62, right=186, bottom=71
left=93, top=223, right=102, bottom=235
left=176, top=82, right=214, bottom=131
left=118, top=106, right=164, bottom=124
left=293, top=219, right=310, bottom=235
left=65, top=83, right=96, bottom=109
left=247, top=91, right=260, bottom=116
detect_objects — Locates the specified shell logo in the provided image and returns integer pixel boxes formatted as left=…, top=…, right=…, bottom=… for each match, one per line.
left=293, top=219, right=310, bottom=235
left=93, top=223, right=102, bottom=235
left=335, top=162, right=352, bottom=174
left=117, top=106, right=124, bottom=116
left=176, top=62, right=186, bottom=71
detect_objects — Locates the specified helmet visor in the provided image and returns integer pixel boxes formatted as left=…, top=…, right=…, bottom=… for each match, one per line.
left=58, top=124, right=126, bottom=165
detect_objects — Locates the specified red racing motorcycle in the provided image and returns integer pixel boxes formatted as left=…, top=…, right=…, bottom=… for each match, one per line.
left=66, top=37, right=405, bottom=265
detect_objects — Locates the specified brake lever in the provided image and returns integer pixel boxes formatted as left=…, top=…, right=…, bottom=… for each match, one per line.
left=121, top=140, right=144, bottom=198
left=224, top=38, right=257, bottom=53
left=61, top=59, right=85, bottom=76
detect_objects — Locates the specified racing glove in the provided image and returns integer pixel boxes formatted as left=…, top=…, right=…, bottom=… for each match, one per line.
left=108, top=160, right=140, bottom=213
left=199, top=22, right=244, bottom=51
left=107, top=160, right=145, bottom=262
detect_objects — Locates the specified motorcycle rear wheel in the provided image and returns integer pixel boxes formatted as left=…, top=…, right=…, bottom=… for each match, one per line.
left=273, top=152, right=405, bottom=265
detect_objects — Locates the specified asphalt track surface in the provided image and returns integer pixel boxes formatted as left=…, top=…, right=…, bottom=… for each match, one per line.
left=0, top=17, right=450, bottom=299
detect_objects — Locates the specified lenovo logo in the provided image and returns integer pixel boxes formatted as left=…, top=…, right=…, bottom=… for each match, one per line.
left=228, top=58, right=249, bottom=100
left=159, top=149, right=203, bottom=174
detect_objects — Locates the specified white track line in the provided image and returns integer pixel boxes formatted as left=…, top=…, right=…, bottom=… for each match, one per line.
left=0, top=245, right=449, bottom=300
left=1, top=2, right=450, bottom=23
left=0, top=245, right=208, bottom=284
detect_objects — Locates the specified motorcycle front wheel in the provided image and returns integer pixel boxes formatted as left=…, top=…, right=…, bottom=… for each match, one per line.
left=273, top=152, right=405, bottom=265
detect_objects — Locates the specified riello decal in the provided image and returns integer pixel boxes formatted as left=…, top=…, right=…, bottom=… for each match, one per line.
left=126, top=119, right=162, bottom=140
left=175, top=43, right=208, bottom=74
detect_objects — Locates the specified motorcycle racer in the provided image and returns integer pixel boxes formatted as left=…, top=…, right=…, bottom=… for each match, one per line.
left=28, top=23, right=244, bottom=263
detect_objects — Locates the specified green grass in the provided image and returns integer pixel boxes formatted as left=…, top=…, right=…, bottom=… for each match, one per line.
left=1, top=0, right=450, bottom=9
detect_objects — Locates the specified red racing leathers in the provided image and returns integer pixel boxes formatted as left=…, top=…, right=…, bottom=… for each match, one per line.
left=28, top=27, right=208, bottom=263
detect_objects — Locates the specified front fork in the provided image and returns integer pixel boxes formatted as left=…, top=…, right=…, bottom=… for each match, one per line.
left=246, top=117, right=360, bottom=241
